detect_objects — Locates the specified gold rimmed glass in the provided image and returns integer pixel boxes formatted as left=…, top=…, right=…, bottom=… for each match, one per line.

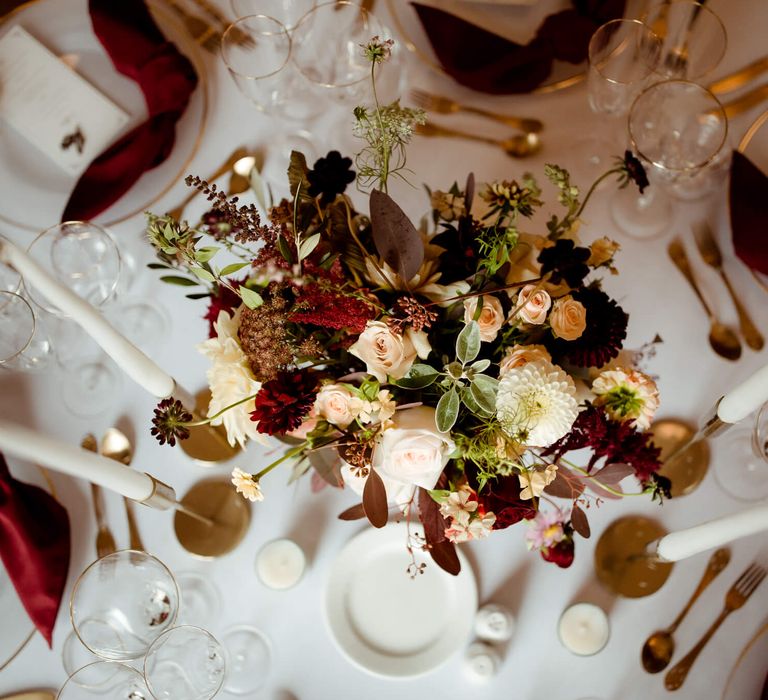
left=70, top=550, right=180, bottom=662
left=57, top=661, right=150, bottom=699
left=229, top=0, right=316, bottom=29
left=0, top=290, right=53, bottom=372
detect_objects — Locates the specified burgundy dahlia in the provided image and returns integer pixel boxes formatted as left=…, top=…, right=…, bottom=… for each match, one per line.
left=250, top=370, right=319, bottom=436
left=151, top=398, right=193, bottom=447
left=307, top=151, right=355, bottom=206
left=537, top=238, right=591, bottom=288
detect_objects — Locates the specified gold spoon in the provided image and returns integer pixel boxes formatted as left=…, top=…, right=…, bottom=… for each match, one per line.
left=416, top=121, right=542, bottom=158
left=641, top=548, right=730, bottom=673
left=667, top=239, right=742, bottom=361
left=82, top=434, right=117, bottom=559
left=228, top=155, right=257, bottom=198
left=100, top=428, right=144, bottom=552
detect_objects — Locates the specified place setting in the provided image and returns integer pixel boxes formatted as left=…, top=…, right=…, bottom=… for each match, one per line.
left=2, top=0, right=768, bottom=698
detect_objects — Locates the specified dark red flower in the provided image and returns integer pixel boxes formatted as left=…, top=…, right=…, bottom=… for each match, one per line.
left=250, top=370, right=319, bottom=436
left=541, top=537, right=574, bottom=568
left=472, top=473, right=537, bottom=529
left=151, top=398, right=193, bottom=447
left=538, top=238, right=591, bottom=287
left=307, top=151, right=355, bottom=206
left=204, top=281, right=244, bottom=338
left=618, top=150, right=650, bottom=194
left=550, top=286, right=627, bottom=368
left=290, top=283, right=377, bottom=334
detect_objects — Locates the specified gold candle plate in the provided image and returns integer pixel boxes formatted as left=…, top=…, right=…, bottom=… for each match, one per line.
left=652, top=418, right=710, bottom=497
left=179, top=388, right=242, bottom=465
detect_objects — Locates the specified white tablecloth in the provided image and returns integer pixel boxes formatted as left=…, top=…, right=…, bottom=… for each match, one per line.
left=2, top=0, right=768, bottom=698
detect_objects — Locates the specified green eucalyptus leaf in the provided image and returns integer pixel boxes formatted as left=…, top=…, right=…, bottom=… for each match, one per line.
left=147, top=263, right=171, bottom=270
left=191, top=267, right=216, bottom=283
left=428, top=489, right=452, bottom=503
left=456, top=320, right=480, bottom=364
left=160, top=275, right=199, bottom=287
left=298, top=233, right=321, bottom=261
left=239, top=286, right=263, bottom=310
left=185, top=293, right=211, bottom=300
left=470, top=358, right=491, bottom=373
left=394, top=364, right=439, bottom=389
left=436, top=388, right=460, bottom=433
left=220, top=262, right=250, bottom=276
left=277, top=235, right=293, bottom=263
left=195, top=246, right=219, bottom=263
left=461, top=387, right=493, bottom=418
left=470, top=376, right=498, bottom=413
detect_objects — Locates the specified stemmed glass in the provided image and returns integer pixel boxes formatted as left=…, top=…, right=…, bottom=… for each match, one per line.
left=0, top=290, right=53, bottom=372
left=714, top=402, right=768, bottom=501
left=57, top=661, right=150, bottom=699
left=229, top=0, right=316, bottom=29
left=611, top=80, right=728, bottom=239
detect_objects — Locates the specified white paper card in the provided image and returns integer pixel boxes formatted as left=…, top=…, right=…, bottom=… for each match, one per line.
left=0, top=25, right=130, bottom=176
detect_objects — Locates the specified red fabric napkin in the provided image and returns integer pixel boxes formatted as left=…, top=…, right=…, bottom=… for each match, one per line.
left=729, top=150, right=768, bottom=275
left=412, top=0, right=625, bottom=94
left=0, top=453, right=70, bottom=647
left=62, top=0, right=198, bottom=222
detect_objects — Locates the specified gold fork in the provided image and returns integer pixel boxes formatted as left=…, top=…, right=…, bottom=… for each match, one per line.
left=664, top=562, right=767, bottom=691
left=694, top=224, right=765, bottom=351
left=410, top=89, right=544, bottom=134
left=165, top=0, right=220, bottom=53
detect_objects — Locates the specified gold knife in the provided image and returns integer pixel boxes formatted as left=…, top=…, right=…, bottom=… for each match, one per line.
left=720, top=82, right=768, bottom=119
left=708, top=56, right=768, bottom=95
left=0, top=693, right=55, bottom=700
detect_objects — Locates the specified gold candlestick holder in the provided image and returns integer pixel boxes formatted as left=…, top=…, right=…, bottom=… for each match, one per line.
left=652, top=418, right=710, bottom=497
left=178, top=388, right=242, bottom=465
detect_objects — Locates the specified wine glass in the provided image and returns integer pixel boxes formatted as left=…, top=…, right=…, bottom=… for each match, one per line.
left=176, top=571, right=222, bottom=629
left=713, top=402, right=768, bottom=501
left=611, top=80, right=728, bottom=239
left=220, top=625, right=272, bottom=695
left=0, top=290, right=53, bottom=372
left=70, top=550, right=180, bottom=661
left=229, top=0, right=316, bottom=29
left=641, top=0, right=727, bottom=81
left=582, top=18, right=661, bottom=173
left=57, top=661, right=150, bottom=699
left=143, top=625, right=226, bottom=700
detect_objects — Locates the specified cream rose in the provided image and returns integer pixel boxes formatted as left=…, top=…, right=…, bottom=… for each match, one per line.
left=550, top=296, right=587, bottom=341
left=349, top=321, right=430, bottom=382
left=513, top=284, right=551, bottom=325
left=373, top=406, right=455, bottom=489
left=340, top=462, right=415, bottom=508
left=463, top=294, right=505, bottom=342
left=498, top=343, right=552, bottom=376
left=315, top=384, right=362, bottom=428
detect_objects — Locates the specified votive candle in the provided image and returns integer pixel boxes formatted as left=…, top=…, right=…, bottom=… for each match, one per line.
left=558, top=603, right=610, bottom=656
left=256, top=539, right=306, bottom=590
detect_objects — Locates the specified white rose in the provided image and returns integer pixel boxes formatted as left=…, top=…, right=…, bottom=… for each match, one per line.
left=349, top=321, right=430, bottom=382
left=498, top=343, right=552, bottom=377
left=463, top=295, right=505, bottom=342
left=550, top=296, right=587, bottom=341
left=315, top=384, right=362, bottom=428
left=340, top=462, right=415, bottom=509
left=373, top=406, right=455, bottom=489
left=514, top=284, right=551, bottom=325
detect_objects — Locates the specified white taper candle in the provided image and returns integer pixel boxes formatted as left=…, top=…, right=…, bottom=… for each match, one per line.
left=656, top=503, right=768, bottom=562
left=717, top=363, right=768, bottom=424
left=0, top=237, right=175, bottom=399
left=0, top=420, right=155, bottom=501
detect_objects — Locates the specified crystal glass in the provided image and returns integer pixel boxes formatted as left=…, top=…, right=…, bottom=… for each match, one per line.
left=57, top=661, right=150, bottom=699
left=70, top=551, right=180, bottom=661
left=176, top=572, right=222, bottom=629
left=221, top=626, right=272, bottom=695
left=0, top=290, right=53, bottom=372
left=61, top=631, right=101, bottom=680
left=611, top=80, right=728, bottom=239
left=229, top=0, right=315, bottom=29
left=714, top=402, right=768, bottom=501
left=143, top=625, right=225, bottom=700
left=642, top=0, right=727, bottom=80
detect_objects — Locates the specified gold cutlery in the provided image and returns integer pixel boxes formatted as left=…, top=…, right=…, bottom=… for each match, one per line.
left=165, top=0, right=220, bottom=53
left=0, top=693, right=55, bottom=700
left=415, top=121, right=542, bottom=158
left=82, top=434, right=117, bottom=559
left=664, top=561, right=767, bottom=690
left=667, top=239, right=742, bottom=361
left=166, top=146, right=249, bottom=220
left=101, top=428, right=144, bottom=552
left=641, top=548, right=730, bottom=673
left=708, top=55, right=768, bottom=95
left=190, top=0, right=254, bottom=48
left=410, top=89, right=544, bottom=133
left=720, top=82, right=768, bottom=119
left=694, top=224, right=764, bottom=351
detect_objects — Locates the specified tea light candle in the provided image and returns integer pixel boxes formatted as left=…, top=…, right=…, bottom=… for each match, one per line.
left=474, top=604, right=515, bottom=643
left=256, top=539, right=306, bottom=590
left=558, top=603, right=610, bottom=656
left=463, top=642, right=500, bottom=681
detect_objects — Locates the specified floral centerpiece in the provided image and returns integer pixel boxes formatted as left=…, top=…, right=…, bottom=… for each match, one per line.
left=147, top=38, right=667, bottom=575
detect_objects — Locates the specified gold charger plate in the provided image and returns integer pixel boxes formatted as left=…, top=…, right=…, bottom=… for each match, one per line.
left=385, top=0, right=585, bottom=95
left=721, top=620, right=768, bottom=700
left=0, top=0, right=208, bottom=232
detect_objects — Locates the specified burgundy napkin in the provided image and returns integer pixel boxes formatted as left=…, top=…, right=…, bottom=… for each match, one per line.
left=412, top=0, right=625, bottom=94
left=62, top=0, right=198, bottom=222
left=729, top=150, right=768, bottom=276
left=0, top=452, right=70, bottom=647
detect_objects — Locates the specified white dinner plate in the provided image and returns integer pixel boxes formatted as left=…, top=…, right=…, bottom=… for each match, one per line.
left=722, top=620, right=768, bottom=700
left=325, top=522, right=477, bottom=678
left=0, top=0, right=208, bottom=232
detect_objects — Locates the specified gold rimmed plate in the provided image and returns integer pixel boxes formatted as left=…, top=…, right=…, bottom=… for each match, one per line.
left=721, top=620, right=768, bottom=700
left=0, top=0, right=208, bottom=232
left=385, top=0, right=585, bottom=95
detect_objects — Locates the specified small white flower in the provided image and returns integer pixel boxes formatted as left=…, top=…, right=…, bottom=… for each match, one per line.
left=518, top=464, right=558, bottom=500
left=467, top=512, right=496, bottom=540
left=496, top=359, right=578, bottom=447
left=439, top=485, right=478, bottom=527
left=231, top=468, right=263, bottom=502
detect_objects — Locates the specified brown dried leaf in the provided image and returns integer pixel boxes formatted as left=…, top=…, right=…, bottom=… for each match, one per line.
left=338, top=503, right=367, bottom=521
left=417, top=486, right=447, bottom=546
left=308, top=449, right=343, bottom=488
left=544, top=465, right=586, bottom=499
left=287, top=150, right=312, bottom=201
left=464, top=172, right=475, bottom=213
left=592, top=462, right=635, bottom=486
left=369, top=189, right=424, bottom=282
left=362, top=468, right=388, bottom=528
left=571, top=505, right=591, bottom=539
left=429, top=540, right=461, bottom=576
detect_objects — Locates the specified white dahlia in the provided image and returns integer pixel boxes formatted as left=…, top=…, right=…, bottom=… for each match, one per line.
left=495, top=359, right=578, bottom=448
left=591, top=367, right=659, bottom=430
